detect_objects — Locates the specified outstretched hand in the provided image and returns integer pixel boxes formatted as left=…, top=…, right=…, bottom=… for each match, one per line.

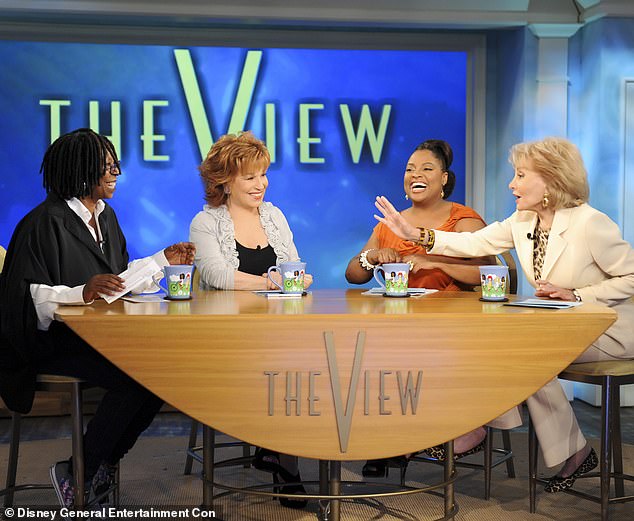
left=164, top=242, right=196, bottom=265
left=374, top=196, right=418, bottom=242
left=83, top=274, right=125, bottom=302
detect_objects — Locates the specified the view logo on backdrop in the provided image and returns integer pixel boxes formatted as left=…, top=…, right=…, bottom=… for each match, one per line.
left=40, top=50, right=392, bottom=166
left=0, top=42, right=467, bottom=287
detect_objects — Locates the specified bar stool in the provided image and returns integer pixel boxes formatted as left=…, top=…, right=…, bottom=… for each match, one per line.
left=183, top=419, right=253, bottom=475
left=529, top=360, right=634, bottom=520
left=410, top=426, right=515, bottom=499
left=1, top=374, right=118, bottom=507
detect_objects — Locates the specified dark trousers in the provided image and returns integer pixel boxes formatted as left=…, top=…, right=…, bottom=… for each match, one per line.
left=35, top=322, right=164, bottom=480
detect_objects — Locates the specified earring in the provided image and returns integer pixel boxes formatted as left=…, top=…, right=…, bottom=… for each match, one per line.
left=224, top=186, right=231, bottom=195
left=405, top=194, right=409, bottom=200
left=440, top=188, right=445, bottom=199
left=542, top=193, right=550, bottom=208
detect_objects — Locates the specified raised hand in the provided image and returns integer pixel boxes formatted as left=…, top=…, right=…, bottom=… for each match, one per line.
left=83, top=274, right=125, bottom=302
left=164, top=242, right=196, bottom=265
left=374, top=196, right=418, bottom=242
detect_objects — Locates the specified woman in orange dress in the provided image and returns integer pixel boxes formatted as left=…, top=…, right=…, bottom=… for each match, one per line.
left=345, top=139, right=505, bottom=478
left=346, top=139, right=493, bottom=291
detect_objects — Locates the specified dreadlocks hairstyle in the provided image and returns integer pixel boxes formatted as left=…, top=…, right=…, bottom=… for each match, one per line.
left=40, top=128, right=120, bottom=199
left=414, top=139, right=456, bottom=199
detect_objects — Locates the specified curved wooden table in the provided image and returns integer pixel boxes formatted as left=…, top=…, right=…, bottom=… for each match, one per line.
left=56, top=289, right=616, bottom=519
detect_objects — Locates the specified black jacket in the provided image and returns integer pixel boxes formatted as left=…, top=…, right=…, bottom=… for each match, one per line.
left=0, top=193, right=128, bottom=412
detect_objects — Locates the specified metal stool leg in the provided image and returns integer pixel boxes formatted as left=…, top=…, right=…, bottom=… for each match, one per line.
left=599, top=377, right=612, bottom=521
left=202, top=426, right=215, bottom=509
left=113, top=465, right=120, bottom=506
left=611, top=380, right=625, bottom=498
left=242, top=443, right=251, bottom=468
left=484, top=426, right=493, bottom=500
left=528, top=416, right=538, bottom=513
left=3, top=413, right=22, bottom=507
left=502, top=429, right=516, bottom=478
left=184, top=420, right=199, bottom=475
left=70, top=381, right=85, bottom=507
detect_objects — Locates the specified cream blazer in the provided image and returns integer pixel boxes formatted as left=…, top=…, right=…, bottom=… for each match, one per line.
left=430, top=204, right=634, bottom=357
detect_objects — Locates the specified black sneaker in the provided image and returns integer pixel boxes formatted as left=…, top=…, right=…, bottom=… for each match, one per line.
left=49, top=461, right=75, bottom=508
left=91, top=462, right=117, bottom=505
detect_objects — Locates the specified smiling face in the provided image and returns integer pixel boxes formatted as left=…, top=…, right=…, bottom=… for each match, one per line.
left=403, top=149, right=448, bottom=203
left=90, top=154, right=121, bottom=201
left=508, top=157, right=549, bottom=213
left=226, top=163, right=269, bottom=210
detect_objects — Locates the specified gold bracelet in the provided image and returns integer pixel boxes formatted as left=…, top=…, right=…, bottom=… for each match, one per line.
left=416, top=227, right=435, bottom=251
left=427, top=229, right=435, bottom=251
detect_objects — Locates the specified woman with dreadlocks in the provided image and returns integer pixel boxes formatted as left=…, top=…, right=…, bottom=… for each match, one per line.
left=0, top=128, right=195, bottom=508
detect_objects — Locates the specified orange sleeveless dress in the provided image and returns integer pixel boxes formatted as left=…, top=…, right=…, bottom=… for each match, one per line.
left=374, top=202, right=485, bottom=291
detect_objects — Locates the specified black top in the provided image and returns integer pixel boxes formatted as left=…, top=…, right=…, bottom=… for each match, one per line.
left=0, top=193, right=129, bottom=413
left=236, top=241, right=277, bottom=276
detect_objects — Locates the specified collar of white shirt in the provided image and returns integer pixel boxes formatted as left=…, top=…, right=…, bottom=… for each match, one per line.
left=66, top=197, right=106, bottom=244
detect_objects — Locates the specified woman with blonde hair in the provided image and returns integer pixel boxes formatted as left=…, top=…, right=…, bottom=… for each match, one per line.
left=374, top=136, right=634, bottom=492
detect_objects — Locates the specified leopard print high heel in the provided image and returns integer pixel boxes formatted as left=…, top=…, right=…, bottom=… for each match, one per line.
left=424, top=438, right=487, bottom=461
left=544, top=448, right=598, bottom=493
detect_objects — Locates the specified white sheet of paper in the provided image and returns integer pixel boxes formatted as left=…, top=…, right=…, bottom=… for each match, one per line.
left=100, top=258, right=161, bottom=304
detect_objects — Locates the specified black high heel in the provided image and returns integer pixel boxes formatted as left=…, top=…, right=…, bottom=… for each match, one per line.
left=362, top=459, right=388, bottom=478
left=361, top=456, right=410, bottom=480
left=252, top=448, right=282, bottom=474
left=273, top=469, right=308, bottom=509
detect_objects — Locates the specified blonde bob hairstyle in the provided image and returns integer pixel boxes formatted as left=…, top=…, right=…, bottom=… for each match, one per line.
left=199, top=131, right=271, bottom=207
left=509, top=137, right=589, bottom=209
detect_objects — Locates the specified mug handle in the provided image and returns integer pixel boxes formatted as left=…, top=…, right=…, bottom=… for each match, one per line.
left=373, top=266, right=386, bottom=290
left=158, top=270, right=168, bottom=293
left=267, top=266, right=283, bottom=291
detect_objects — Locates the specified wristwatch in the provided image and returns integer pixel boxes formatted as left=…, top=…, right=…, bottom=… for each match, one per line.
left=572, top=289, right=582, bottom=302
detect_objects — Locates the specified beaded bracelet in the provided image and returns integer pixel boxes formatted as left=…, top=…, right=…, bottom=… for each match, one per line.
left=416, top=227, right=435, bottom=251
left=359, top=249, right=377, bottom=271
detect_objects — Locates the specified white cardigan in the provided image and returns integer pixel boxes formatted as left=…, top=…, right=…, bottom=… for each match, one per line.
left=189, top=202, right=300, bottom=290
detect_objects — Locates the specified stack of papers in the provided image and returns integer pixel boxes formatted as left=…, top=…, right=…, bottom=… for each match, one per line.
left=504, top=298, right=582, bottom=309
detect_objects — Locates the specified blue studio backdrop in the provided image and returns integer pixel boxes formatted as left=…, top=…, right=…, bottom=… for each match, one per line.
left=0, top=41, right=467, bottom=288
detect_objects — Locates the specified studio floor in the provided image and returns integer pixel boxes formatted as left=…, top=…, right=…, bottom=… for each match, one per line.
left=1, top=401, right=633, bottom=520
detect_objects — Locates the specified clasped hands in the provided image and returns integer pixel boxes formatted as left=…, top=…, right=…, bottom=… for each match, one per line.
left=534, top=280, right=576, bottom=301
left=261, top=272, right=314, bottom=290
left=364, top=248, right=432, bottom=273
left=83, top=241, right=196, bottom=302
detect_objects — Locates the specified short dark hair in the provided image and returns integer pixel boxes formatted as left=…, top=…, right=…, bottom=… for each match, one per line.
left=414, top=139, right=456, bottom=199
left=40, top=128, right=120, bottom=199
